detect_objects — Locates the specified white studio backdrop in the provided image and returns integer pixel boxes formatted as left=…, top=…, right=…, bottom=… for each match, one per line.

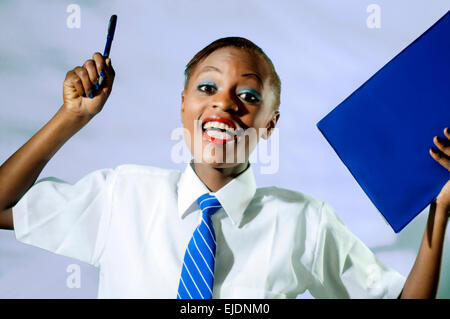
left=0, top=0, right=449, bottom=298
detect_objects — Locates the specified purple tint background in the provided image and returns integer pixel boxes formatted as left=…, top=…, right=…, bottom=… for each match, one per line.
left=0, top=0, right=449, bottom=298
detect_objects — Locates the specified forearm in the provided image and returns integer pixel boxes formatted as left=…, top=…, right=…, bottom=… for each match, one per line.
left=401, top=200, right=449, bottom=298
left=0, top=106, right=90, bottom=210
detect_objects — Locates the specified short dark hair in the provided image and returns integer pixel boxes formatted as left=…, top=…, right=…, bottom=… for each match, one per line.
left=184, top=37, right=281, bottom=110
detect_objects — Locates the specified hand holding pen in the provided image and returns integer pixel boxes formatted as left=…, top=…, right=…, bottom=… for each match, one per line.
left=61, top=15, right=117, bottom=119
left=98, top=15, right=117, bottom=87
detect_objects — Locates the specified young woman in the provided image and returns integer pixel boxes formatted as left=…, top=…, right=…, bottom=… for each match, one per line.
left=0, top=37, right=448, bottom=298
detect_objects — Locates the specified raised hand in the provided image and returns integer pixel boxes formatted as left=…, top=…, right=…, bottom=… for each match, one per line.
left=62, top=52, right=115, bottom=118
left=430, top=127, right=450, bottom=211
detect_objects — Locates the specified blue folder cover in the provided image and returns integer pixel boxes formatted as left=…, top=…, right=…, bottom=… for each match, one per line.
left=317, top=11, right=450, bottom=233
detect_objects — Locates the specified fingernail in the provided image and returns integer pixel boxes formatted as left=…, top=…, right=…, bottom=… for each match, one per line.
left=430, top=147, right=439, bottom=154
left=94, top=83, right=99, bottom=90
left=88, top=91, right=93, bottom=99
left=100, top=70, right=105, bottom=77
left=436, top=136, right=445, bottom=144
left=446, top=127, right=450, bottom=134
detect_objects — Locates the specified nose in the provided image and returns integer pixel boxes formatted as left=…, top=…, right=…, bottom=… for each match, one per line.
left=212, top=90, right=239, bottom=113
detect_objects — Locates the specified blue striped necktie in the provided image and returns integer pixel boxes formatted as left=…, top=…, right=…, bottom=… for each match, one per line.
left=177, top=193, right=222, bottom=299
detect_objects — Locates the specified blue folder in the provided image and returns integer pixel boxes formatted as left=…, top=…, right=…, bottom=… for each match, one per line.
left=317, top=11, right=450, bottom=233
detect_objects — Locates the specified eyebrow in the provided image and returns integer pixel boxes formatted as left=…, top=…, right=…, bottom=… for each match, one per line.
left=197, top=65, right=263, bottom=87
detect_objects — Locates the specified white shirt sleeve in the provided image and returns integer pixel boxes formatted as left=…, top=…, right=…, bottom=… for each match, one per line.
left=308, top=202, right=406, bottom=299
left=12, top=168, right=116, bottom=267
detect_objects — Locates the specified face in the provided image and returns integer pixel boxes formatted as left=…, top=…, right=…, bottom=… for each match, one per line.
left=181, top=46, right=280, bottom=168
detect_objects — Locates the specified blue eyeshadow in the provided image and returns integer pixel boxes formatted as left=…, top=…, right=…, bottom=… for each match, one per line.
left=241, top=89, right=261, bottom=100
left=197, top=78, right=216, bottom=87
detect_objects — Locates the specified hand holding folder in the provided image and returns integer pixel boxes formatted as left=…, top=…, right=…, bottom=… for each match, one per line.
left=317, top=11, right=450, bottom=232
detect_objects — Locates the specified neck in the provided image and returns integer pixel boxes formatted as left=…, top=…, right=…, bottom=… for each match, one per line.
left=192, top=161, right=250, bottom=192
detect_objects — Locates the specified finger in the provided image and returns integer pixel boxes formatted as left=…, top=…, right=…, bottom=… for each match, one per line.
left=92, top=52, right=106, bottom=78
left=105, top=57, right=115, bottom=78
left=99, top=58, right=115, bottom=96
left=92, top=53, right=108, bottom=87
left=74, top=66, right=93, bottom=98
left=430, top=148, right=450, bottom=171
left=65, top=70, right=85, bottom=97
left=433, top=135, right=450, bottom=157
left=444, top=127, right=450, bottom=139
left=83, top=59, right=100, bottom=89
left=92, top=52, right=115, bottom=89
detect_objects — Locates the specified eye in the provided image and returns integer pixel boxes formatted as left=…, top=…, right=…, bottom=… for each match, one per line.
left=197, top=83, right=217, bottom=94
left=239, top=90, right=261, bottom=104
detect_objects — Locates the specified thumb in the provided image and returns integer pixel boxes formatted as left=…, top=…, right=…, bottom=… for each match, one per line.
left=105, top=58, right=115, bottom=77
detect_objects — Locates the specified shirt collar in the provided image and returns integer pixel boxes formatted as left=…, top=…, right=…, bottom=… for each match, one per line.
left=177, top=160, right=256, bottom=227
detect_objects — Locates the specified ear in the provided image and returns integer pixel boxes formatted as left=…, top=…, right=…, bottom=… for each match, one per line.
left=181, top=90, right=185, bottom=112
left=262, top=111, right=280, bottom=140
left=180, top=90, right=185, bottom=123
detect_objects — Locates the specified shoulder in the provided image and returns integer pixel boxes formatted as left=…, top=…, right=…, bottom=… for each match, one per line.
left=253, top=186, right=326, bottom=227
left=254, top=186, right=323, bottom=212
left=112, top=164, right=182, bottom=189
left=114, top=163, right=180, bottom=177
left=253, top=186, right=347, bottom=232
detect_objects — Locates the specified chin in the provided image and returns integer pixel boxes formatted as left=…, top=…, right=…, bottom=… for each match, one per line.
left=201, top=143, right=248, bottom=164
left=201, top=160, right=244, bottom=168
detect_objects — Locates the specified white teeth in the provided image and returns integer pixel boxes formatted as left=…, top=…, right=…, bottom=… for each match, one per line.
left=203, top=121, right=235, bottom=134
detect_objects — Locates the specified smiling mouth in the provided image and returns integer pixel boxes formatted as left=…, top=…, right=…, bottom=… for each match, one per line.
left=201, top=117, right=241, bottom=145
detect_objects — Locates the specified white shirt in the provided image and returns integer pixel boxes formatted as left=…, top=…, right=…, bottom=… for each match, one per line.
left=12, top=161, right=406, bottom=298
